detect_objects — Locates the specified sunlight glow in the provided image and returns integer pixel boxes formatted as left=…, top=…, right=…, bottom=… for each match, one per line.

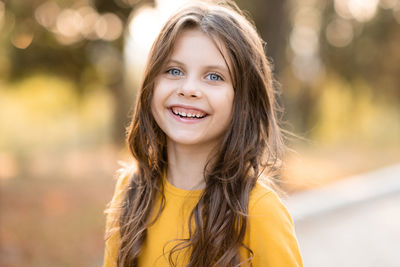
left=157, top=0, right=190, bottom=20
left=334, top=0, right=379, bottom=22
left=125, top=6, right=161, bottom=84
left=348, top=0, right=379, bottom=22
left=128, top=6, right=161, bottom=53
left=125, top=0, right=190, bottom=85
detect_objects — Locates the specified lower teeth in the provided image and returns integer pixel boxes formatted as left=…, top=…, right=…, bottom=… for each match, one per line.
left=172, top=110, right=204, bottom=118
left=179, top=115, right=200, bottom=119
left=175, top=113, right=203, bottom=119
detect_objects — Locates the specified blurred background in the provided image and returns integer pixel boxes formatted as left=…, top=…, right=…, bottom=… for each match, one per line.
left=0, top=0, right=399, bottom=266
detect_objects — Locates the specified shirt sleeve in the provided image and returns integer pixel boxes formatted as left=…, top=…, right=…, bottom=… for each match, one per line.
left=103, top=167, right=133, bottom=267
left=247, top=187, right=303, bottom=267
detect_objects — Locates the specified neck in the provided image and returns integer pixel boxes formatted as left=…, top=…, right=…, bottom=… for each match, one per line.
left=166, top=140, right=217, bottom=190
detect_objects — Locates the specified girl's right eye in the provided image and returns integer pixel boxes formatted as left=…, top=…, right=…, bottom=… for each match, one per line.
left=167, top=68, right=183, bottom=76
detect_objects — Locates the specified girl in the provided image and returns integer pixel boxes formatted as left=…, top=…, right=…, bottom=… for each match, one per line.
left=104, top=1, right=303, bottom=266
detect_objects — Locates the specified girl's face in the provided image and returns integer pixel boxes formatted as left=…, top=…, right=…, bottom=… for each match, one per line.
left=151, top=29, right=234, bottom=149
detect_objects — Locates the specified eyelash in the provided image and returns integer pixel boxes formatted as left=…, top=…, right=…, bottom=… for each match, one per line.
left=166, top=68, right=224, bottom=81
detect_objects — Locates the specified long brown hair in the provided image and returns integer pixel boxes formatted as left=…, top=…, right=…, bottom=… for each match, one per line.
left=115, top=1, right=284, bottom=266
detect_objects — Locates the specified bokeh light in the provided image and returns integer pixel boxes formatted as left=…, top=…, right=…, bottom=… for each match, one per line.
left=79, top=6, right=100, bottom=40
left=289, top=2, right=324, bottom=83
left=347, top=0, right=379, bottom=22
left=335, top=0, right=380, bottom=22
left=290, top=26, right=319, bottom=57
left=11, top=33, right=33, bottom=49
left=34, top=1, right=60, bottom=29
left=56, top=9, right=83, bottom=38
left=98, top=13, right=123, bottom=41
left=34, top=2, right=123, bottom=45
left=326, top=18, right=354, bottom=47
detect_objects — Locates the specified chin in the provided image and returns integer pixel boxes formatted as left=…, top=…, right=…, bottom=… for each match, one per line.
left=167, top=134, right=204, bottom=145
left=170, top=138, right=202, bottom=146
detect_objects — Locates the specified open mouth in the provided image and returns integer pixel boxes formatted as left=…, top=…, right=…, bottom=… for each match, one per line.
left=170, top=106, right=207, bottom=119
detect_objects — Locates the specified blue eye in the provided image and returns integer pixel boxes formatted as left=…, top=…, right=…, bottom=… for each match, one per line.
left=207, top=73, right=222, bottom=81
left=167, top=68, right=183, bottom=76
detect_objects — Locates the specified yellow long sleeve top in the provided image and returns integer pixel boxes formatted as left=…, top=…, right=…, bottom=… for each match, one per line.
left=103, top=169, right=303, bottom=267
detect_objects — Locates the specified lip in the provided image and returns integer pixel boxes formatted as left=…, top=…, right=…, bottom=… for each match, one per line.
left=168, top=104, right=208, bottom=115
left=167, top=104, right=209, bottom=124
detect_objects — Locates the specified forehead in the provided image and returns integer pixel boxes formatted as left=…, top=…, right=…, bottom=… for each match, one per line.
left=168, top=28, right=233, bottom=72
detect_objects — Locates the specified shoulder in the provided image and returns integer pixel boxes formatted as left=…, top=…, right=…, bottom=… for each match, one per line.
left=114, top=163, right=136, bottom=194
left=103, top=164, right=136, bottom=267
left=112, top=164, right=135, bottom=202
left=248, top=181, right=293, bottom=225
left=105, top=163, right=136, bottom=218
left=245, top=181, right=303, bottom=266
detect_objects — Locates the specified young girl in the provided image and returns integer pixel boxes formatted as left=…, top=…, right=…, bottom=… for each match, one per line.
left=104, top=1, right=303, bottom=266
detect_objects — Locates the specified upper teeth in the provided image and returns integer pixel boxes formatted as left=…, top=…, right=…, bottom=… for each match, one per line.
left=172, top=108, right=205, bottom=118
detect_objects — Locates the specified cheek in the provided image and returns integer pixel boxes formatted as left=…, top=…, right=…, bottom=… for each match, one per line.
left=212, top=90, right=234, bottom=128
left=150, top=88, right=168, bottom=131
left=151, top=84, right=162, bottom=108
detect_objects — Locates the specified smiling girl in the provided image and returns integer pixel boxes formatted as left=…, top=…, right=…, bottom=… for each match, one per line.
left=103, top=1, right=303, bottom=266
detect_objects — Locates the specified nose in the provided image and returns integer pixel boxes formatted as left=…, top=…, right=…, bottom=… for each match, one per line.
left=177, top=77, right=202, bottom=98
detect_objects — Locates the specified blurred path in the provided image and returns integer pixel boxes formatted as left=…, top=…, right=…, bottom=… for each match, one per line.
left=285, top=164, right=400, bottom=267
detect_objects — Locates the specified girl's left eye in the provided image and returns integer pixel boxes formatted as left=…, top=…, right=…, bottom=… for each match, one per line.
left=206, top=73, right=223, bottom=81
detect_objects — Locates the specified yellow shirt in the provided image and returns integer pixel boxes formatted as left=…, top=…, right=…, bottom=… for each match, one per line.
left=103, top=169, right=303, bottom=267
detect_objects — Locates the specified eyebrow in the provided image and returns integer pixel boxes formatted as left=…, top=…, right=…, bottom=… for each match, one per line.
left=167, top=59, right=230, bottom=73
